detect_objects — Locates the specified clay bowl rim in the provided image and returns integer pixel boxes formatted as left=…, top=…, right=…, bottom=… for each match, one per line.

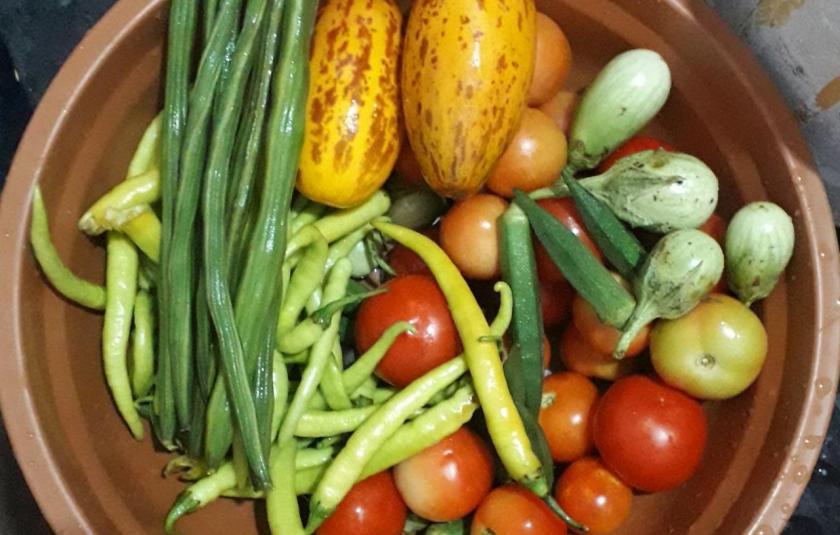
left=0, top=0, right=839, bottom=533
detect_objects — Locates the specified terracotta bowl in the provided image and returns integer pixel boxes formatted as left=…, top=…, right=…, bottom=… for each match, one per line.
left=1, top=1, right=839, bottom=534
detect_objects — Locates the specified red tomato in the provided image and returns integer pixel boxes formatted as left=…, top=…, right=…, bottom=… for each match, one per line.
left=486, top=108, right=568, bottom=198
left=355, top=275, right=459, bottom=387
left=542, top=334, right=552, bottom=368
left=540, top=278, right=573, bottom=328
left=698, top=213, right=726, bottom=245
left=598, top=136, right=676, bottom=173
left=559, top=325, right=639, bottom=381
left=698, top=214, right=728, bottom=293
left=555, top=457, right=633, bottom=535
left=387, top=228, right=438, bottom=277
left=394, top=427, right=494, bottom=522
left=571, top=292, right=649, bottom=358
left=538, top=90, right=578, bottom=134
left=471, top=485, right=568, bottom=535
left=528, top=13, right=573, bottom=106
left=317, top=471, right=407, bottom=535
left=534, top=197, right=602, bottom=284
left=538, top=372, right=599, bottom=463
left=440, top=194, right=508, bottom=280
left=593, top=375, right=708, bottom=492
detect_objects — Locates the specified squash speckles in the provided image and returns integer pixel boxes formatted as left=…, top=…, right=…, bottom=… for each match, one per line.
left=402, top=0, right=536, bottom=198
left=298, top=0, right=402, bottom=208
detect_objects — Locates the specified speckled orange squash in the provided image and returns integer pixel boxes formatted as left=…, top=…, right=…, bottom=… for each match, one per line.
left=401, top=0, right=537, bottom=198
left=298, top=0, right=402, bottom=208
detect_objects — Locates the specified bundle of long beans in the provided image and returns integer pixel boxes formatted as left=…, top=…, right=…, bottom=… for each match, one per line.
left=29, top=1, right=547, bottom=532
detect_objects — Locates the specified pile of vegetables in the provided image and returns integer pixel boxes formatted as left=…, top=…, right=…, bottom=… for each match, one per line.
left=29, top=0, right=797, bottom=533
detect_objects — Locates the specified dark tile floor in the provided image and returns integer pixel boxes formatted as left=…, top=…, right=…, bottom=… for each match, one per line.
left=0, top=1, right=838, bottom=534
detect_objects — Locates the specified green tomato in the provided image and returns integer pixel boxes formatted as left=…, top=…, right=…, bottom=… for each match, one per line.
left=650, top=294, right=768, bottom=400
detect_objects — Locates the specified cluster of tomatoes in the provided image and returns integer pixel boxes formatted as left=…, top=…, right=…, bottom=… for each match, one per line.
left=318, top=13, right=767, bottom=535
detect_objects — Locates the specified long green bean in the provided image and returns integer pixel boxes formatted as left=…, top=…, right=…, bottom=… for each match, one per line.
left=168, top=0, right=245, bottom=429
left=194, top=269, right=216, bottom=401
left=204, top=0, right=318, bottom=469
left=130, top=290, right=155, bottom=398
left=223, top=0, right=282, bottom=281
left=157, top=0, right=198, bottom=448
left=103, top=232, right=143, bottom=439
left=29, top=188, right=106, bottom=310
left=202, top=0, right=272, bottom=486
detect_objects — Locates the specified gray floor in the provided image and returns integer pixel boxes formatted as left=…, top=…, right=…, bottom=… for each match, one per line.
left=706, top=0, right=840, bottom=223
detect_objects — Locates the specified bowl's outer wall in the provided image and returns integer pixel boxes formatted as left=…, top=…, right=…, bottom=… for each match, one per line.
left=1, top=0, right=838, bottom=534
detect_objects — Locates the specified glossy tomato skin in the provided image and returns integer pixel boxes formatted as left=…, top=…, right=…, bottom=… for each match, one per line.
left=471, top=485, right=568, bottom=535
left=534, top=197, right=602, bottom=284
left=555, top=457, right=632, bottom=535
left=572, top=292, right=649, bottom=357
left=559, top=325, right=638, bottom=381
left=440, top=194, right=508, bottom=280
left=486, top=108, right=568, bottom=198
left=394, top=427, right=494, bottom=522
left=651, top=293, right=768, bottom=400
left=355, top=275, right=459, bottom=387
left=593, top=375, right=708, bottom=492
left=317, top=471, right=407, bottom=535
left=538, top=90, right=578, bottom=134
left=540, top=278, right=573, bottom=328
left=387, top=228, right=438, bottom=277
left=538, top=372, right=599, bottom=462
left=598, top=136, right=676, bottom=173
left=528, top=13, right=573, bottom=106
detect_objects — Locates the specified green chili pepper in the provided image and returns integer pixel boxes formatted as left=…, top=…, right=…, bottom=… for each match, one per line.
left=130, top=290, right=155, bottom=398
left=307, top=357, right=468, bottom=531
left=29, top=188, right=106, bottom=310
left=372, top=221, right=547, bottom=496
left=267, top=441, right=305, bottom=534
left=127, top=114, right=162, bottom=177
left=278, top=259, right=352, bottom=445
left=295, top=406, right=379, bottom=438
left=360, top=385, right=477, bottom=478
left=277, top=233, right=328, bottom=336
left=103, top=232, right=143, bottom=440
left=78, top=169, right=161, bottom=235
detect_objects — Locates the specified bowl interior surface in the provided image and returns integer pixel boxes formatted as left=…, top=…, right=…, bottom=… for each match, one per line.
left=1, top=1, right=839, bottom=534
